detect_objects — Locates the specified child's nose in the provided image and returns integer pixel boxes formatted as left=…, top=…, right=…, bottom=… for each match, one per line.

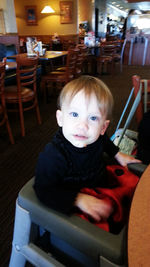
left=77, top=120, right=88, bottom=131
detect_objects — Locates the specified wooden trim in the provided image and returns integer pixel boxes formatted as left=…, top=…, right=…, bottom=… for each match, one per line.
left=19, top=34, right=79, bottom=45
left=0, top=34, right=20, bottom=53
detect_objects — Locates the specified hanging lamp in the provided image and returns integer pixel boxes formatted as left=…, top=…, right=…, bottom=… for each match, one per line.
left=41, top=5, right=55, bottom=13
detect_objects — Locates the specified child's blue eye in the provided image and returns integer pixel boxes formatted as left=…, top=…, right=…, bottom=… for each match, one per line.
left=70, top=112, right=78, bottom=117
left=90, top=116, right=98, bottom=121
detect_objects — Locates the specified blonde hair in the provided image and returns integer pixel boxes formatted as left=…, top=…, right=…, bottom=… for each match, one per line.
left=58, top=75, right=114, bottom=119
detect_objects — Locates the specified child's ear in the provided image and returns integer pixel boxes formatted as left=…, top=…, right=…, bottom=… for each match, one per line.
left=56, top=110, right=63, bottom=127
left=101, top=120, right=110, bottom=135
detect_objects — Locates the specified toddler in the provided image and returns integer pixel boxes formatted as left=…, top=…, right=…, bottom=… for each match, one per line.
left=34, top=75, right=140, bottom=225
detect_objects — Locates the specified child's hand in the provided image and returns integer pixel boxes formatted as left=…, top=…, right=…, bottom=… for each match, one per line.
left=115, top=151, right=141, bottom=167
left=75, top=193, right=113, bottom=221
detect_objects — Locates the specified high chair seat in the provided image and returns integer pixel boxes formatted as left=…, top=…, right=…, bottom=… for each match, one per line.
left=9, top=177, right=128, bottom=267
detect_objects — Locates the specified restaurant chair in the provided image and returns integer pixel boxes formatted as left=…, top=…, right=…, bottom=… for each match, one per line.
left=97, top=39, right=126, bottom=75
left=41, top=48, right=78, bottom=102
left=9, top=163, right=147, bottom=267
left=0, top=60, right=14, bottom=144
left=62, top=39, right=76, bottom=51
left=106, top=35, right=118, bottom=42
left=56, top=46, right=85, bottom=78
left=132, top=75, right=150, bottom=125
left=111, top=39, right=127, bottom=73
left=96, top=43, right=115, bottom=75
left=4, top=54, right=42, bottom=137
left=75, top=44, right=90, bottom=77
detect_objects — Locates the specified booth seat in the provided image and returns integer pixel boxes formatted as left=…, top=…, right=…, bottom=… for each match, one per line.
left=0, top=43, right=18, bottom=86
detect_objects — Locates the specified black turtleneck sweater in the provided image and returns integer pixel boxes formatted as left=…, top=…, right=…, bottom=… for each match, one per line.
left=34, top=128, right=119, bottom=214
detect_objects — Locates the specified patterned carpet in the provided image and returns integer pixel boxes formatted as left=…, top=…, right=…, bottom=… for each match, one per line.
left=0, top=65, right=150, bottom=266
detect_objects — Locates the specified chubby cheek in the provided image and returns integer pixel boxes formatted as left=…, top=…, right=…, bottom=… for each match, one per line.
left=91, top=122, right=105, bottom=138
left=89, top=125, right=100, bottom=140
left=63, top=118, right=74, bottom=133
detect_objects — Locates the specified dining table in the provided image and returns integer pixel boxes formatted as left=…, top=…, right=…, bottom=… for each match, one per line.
left=39, top=50, right=68, bottom=60
left=6, top=61, right=17, bottom=70
left=39, top=51, right=68, bottom=73
left=6, top=51, right=68, bottom=60
left=7, top=51, right=68, bottom=74
left=128, top=164, right=150, bottom=266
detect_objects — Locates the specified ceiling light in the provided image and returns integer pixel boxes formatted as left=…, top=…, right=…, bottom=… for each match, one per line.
left=41, top=6, right=55, bottom=13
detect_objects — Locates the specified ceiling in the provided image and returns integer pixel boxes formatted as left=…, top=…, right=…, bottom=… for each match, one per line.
left=107, top=0, right=150, bottom=14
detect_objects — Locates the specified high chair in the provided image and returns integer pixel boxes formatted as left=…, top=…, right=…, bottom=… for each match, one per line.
left=9, top=163, right=146, bottom=267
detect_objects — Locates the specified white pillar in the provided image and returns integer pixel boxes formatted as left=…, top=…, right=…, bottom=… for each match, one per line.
left=0, top=0, right=17, bottom=33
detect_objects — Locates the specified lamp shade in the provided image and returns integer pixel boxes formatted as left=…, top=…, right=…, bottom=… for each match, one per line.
left=41, top=6, right=55, bottom=13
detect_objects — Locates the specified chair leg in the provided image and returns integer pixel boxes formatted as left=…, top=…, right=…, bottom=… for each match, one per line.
left=97, top=62, right=102, bottom=75
left=111, top=60, right=114, bottom=75
left=2, top=108, right=15, bottom=144
left=9, top=200, right=32, bottom=267
left=9, top=200, right=66, bottom=267
left=18, top=101, right=25, bottom=137
left=6, top=118, right=15, bottom=144
left=35, top=97, right=42, bottom=125
left=40, top=79, right=47, bottom=102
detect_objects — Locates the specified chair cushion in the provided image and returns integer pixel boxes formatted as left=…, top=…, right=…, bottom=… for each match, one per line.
left=5, top=86, right=34, bottom=101
left=43, top=71, right=73, bottom=82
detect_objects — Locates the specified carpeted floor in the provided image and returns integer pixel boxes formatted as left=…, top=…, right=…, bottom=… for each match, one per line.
left=0, top=65, right=150, bottom=267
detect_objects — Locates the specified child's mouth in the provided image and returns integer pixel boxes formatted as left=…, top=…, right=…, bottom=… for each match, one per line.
left=73, top=134, right=88, bottom=140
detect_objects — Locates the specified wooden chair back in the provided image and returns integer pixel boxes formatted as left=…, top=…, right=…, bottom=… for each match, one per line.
left=0, top=60, right=14, bottom=144
left=16, top=55, right=38, bottom=94
left=100, top=43, right=117, bottom=56
left=65, top=48, right=79, bottom=81
left=75, top=45, right=88, bottom=77
left=4, top=54, right=41, bottom=137
left=62, top=40, right=76, bottom=51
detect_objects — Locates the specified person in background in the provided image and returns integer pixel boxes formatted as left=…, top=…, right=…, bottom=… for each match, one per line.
left=122, top=9, right=135, bottom=39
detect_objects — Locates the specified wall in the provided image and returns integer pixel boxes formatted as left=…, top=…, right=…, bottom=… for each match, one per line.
left=14, top=0, right=78, bottom=36
left=0, top=0, right=17, bottom=33
left=78, top=0, right=92, bottom=26
left=95, top=0, right=107, bottom=37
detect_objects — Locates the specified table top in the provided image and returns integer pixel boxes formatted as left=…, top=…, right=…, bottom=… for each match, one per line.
left=128, top=164, right=150, bottom=266
left=6, top=61, right=17, bottom=70
left=40, top=51, right=68, bottom=60
left=7, top=51, right=68, bottom=61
